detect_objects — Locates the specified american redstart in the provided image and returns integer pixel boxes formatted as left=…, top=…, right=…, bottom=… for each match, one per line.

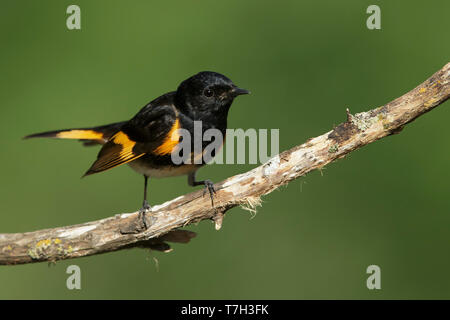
left=25, top=71, right=250, bottom=228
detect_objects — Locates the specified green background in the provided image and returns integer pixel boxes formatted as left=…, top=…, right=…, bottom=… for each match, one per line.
left=0, top=0, right=449, bottom=299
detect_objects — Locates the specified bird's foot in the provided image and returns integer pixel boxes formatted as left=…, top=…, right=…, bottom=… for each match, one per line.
left=138, top=200, right=152, bottom=230
left=202, top=180, right=217, bottom=207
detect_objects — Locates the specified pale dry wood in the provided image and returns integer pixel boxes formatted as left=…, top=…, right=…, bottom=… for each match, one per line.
left=0, top=63, right=449, bottom=265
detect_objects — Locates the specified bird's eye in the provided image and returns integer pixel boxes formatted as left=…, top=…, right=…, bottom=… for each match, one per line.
left=203, top=88, right=213, bottom=97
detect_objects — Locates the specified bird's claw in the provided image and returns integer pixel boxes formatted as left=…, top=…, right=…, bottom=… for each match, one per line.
left=138, top=200, right=151, bottom=229
left=202, top=180, right=216, bottom=206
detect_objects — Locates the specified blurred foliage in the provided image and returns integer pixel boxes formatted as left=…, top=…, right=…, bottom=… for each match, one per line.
left=0, top=0, right=449, bottom=299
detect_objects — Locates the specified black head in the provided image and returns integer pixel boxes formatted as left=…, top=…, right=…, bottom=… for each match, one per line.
left=175, top=71, right=249, bottom=119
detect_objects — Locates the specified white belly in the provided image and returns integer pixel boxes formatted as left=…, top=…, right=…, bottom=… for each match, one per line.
left=128, top=160, right=199, bottom=178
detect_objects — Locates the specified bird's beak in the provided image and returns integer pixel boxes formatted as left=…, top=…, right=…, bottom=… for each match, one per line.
left=232, top=87, right=251, bottom=97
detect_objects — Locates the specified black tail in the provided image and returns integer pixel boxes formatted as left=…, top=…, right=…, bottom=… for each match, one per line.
left=24, top=121, right=126, bottom=146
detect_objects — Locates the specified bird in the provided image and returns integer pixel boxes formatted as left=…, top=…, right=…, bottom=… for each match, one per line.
left=25, top=71, right=250, bottom=228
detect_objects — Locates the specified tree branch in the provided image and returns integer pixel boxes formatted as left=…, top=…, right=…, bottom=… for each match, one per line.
left=1, top=63, right=449, bottom=265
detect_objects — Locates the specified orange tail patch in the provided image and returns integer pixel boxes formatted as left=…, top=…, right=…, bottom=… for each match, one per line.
left=56, top=130, right=105, bottom=140
left=24, top=129, right=106, bottom=145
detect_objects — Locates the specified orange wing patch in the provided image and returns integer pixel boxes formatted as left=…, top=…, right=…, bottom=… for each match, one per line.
left=84, top=131, right=145, bottom=176
left=111, top=131, right=139, bottom=160
left=153, top=118, right=180, bottom=156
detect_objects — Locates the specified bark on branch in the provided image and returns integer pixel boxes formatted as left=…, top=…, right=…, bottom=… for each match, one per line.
left=1, top=63, right=449, bottom=265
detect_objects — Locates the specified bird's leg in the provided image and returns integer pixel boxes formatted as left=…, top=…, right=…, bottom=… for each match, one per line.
left=188, top=172, right=216, bottom=206
left=139, top=175, right=151, bottom=229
